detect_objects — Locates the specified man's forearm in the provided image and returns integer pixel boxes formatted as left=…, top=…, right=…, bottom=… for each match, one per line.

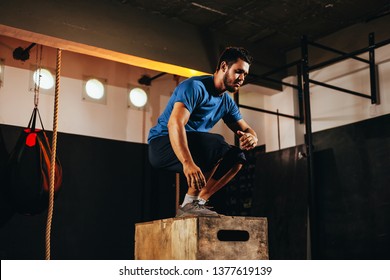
left=167, top=121, right=194, bottom=165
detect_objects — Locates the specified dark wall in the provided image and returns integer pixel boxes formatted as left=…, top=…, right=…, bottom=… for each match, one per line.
left=0, top=124, right=175, bottom=260
left=250, top=114, right=390, bottom=260
left=2, top=113, right=389, bottom=260
left=312, top=114, right=390, bottom=259
left=208, top=145, right=266, bottom=216
left=251, top=145, right=308, bottom=260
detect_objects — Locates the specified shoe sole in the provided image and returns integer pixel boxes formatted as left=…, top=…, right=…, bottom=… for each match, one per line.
left=175, top=210, right=221, bottom=218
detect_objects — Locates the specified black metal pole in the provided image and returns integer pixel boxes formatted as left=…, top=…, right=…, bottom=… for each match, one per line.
left=369, top=33, right=378, bottom=104
left=238, top=104, right=301, bottom=121
left=25, top=43, right=37, bottom=53
left=150, top=72, right=166, bottom=81
left=308, top=41, right=369, bottom=64
left=245, top=60, right=301, bottom=87
left=309, top=37, right=390, bottom=72
left=259, top=76, right=300, bottom=89
left=277, top=109, right=281, bottom=150
left=308, top=79, right=371, bottom=100
left=138, top=72, right=167, bottom=86
left=258, top=60, right=301, bottom=78
left=301, top=35, right=318, bottom=259
left=296, top=63, right=304, bottom=124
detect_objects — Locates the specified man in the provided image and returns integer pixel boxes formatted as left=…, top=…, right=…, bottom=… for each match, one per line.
left=148, top=47, right=258, bottom=217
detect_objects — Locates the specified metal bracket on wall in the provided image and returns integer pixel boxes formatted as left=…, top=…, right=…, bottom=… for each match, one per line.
left=242, top=32, right=390, bottom=259
left=240, top=32, right=390, bottom=127
left=301, top=32, right=390, bottom=259
left=306, top=32, right=390, bottom=105
left=138, top=72, right=167, bottom=86
left=239, top=60, right=305, bottom=124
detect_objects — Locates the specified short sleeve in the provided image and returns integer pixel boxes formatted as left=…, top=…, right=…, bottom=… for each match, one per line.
left=222, top=94, right=242, bottom=124
left=173, top=80, right=202, bottom=113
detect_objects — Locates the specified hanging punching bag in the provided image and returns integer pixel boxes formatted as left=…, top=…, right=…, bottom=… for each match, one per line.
left=0, top=126, right=13, bottom=220
left=4, top=108, right=62, bottom=215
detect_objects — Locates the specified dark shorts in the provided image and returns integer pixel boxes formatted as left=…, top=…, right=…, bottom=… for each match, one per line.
left=148, top=132, right=246, bottom=176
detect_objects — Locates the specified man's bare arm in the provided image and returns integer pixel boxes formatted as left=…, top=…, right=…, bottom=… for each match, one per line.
left=167, top=102, right=206, bottom=190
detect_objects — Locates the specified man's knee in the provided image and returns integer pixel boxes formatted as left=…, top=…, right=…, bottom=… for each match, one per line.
left=212, top=146, right=246, bottom=180
left=232, top=163, right=244, bottom=173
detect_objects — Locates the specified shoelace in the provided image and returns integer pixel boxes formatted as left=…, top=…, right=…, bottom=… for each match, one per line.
left=193, top=200, right=214, bottom=210
left=193, top=202, right=205, bottom=209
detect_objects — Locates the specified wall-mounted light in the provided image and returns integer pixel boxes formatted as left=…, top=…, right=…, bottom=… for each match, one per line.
left=128, top=85, right=149, bottom=109
left=13, top=43, right=36, bottom=62
left=29, top=66, right=55, bottom=94
left=0, top=59, right=4, bottom=88
left=82, top=77, right=107, bottom=104
left=129, top=72, right=167, bottom=110
left=138, top=72, right=166, bottom=86
left=33, top=68, right=54, bottom=89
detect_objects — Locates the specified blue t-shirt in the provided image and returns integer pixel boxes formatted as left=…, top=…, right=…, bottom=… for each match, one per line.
left=148, top=75, right=242, bottom=142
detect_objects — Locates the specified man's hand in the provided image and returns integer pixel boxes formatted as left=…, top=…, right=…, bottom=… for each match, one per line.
left=237, top=130, right=258, bottom=150
left=183, top=162, right=206, bottom=191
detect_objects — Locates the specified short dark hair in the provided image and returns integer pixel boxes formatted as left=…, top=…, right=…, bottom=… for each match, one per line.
left=216, top=47, right=253, bottom=70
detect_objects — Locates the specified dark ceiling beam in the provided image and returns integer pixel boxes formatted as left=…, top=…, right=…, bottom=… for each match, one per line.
left=0, top=0, right=211, bottom=72
left=0, top=0, right=285, bottom=89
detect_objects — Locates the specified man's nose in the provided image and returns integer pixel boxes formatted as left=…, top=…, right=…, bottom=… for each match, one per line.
left=238, top=73, right=245, bottom=81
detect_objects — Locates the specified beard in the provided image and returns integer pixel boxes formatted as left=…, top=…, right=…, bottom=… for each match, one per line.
left=223, top=72, right=239, bottom=93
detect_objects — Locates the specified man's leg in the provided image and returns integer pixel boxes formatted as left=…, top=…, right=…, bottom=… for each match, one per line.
left=150, top=133, right=245, bottom=216
left=197, top=145, right=245, bottom=201
left=177, top=144, right=245, bottom=216
left=179, top=133, right=229, bottom=208
left=187, top=159, right=242, bottom=200
left=198, top=162, right=243, bottom=201
left=177, top=160, right=243, bottom=217
left=181, top=161, right=220, bottom=205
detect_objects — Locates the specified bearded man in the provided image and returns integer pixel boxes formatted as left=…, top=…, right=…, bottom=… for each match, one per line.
left=148, top=47, right=258, bottom=216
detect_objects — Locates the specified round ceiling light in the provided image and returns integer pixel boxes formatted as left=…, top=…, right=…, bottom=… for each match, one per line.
left=85, top=78, right=105, bottom=100
left=33, top=68, right=54, bottom=89
left=129, top=87, right=148, bottom=107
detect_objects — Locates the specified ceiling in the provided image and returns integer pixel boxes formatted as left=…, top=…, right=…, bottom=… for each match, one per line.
left=124, top=0, right=390, bottom=53
left=0, top=0, right=389, bottom=90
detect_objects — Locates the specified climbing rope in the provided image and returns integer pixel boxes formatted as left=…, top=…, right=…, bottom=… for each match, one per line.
left=45, top=48, right=61, bottom=260
left=173, top=75, right=181, bottom=211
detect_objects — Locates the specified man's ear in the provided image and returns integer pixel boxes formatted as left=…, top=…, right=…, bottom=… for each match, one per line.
left=220, top=61, right=228, bottom=72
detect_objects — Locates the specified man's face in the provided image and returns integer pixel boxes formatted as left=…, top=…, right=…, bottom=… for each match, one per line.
left=223, top=58, right=250, bottom=93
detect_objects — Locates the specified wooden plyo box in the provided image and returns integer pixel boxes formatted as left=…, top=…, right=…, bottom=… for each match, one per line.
left=135, top=216, right=268, bottom=260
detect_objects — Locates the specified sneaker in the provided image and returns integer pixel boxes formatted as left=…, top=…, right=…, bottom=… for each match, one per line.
left=176, top=200, right=220, bottom=217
